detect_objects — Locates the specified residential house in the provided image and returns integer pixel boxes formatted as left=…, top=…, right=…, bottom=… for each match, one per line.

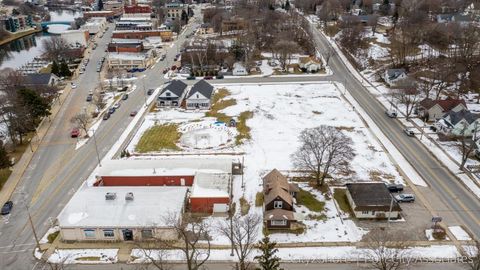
left=299, top=57, right=322, bottom=73
left=157, top=80, right=188, bottom=107
left=263, top=169, right=300, bottom=229
left=417, top=97, right=467, bottom=122
left=346, top=183, right=402, bottom=219
left=198, top=23, right=214, bottom=35
left=232, top=62, right=248, bottom=76
left=436, top=109, right=480, bottom=137
left=383, top=68, right=407, bottom=86
left=185, top=80, right=214, bottom=110
left=23, top=73, right=60, bottom=88
left=221, top=16, right=246, bottom=32
left=57, top=186, right=188, bottom=242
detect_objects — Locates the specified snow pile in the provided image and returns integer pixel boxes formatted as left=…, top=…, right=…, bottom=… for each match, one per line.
left=48, top=249, right=118, bottom=264
left=449, top=226, right=472, bottom=241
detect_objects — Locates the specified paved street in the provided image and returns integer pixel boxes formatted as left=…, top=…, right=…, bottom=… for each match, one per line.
left=0, top=6, right=479, bottom=270
left=308, top=24, right=480, bottom=239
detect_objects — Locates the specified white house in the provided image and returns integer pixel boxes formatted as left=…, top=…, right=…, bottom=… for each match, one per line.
left=383, top=68, right=407, bottom=86
left=298, top=56, right=322, bottom=73
left=81, top=17, right=107, bottom=35
left=436, top=109, right=480, bottom=137
left=57, top=186, right=188, bottom=242
left=232, top=62, right=248, bottom=76
left=417, top=98, right=467, bottom=122
left=157, top=80, right=188, bottom=107
left=186, top=80, right=214, bottom=110
left=346, top=183, right=401, bottom=219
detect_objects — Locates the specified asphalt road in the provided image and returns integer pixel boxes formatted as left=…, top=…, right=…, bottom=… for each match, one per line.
left=0, top=10, right=203, bottom=270
left=308, top=24, right=480, bottom=238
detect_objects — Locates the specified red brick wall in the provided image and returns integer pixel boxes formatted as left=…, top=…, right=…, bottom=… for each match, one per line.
left=124, top=5, right=152, bottom=14
left=190, top=197, right=230, bottom=213
left=99, top=175, right=194, bottom=186
left=108, top=44, right=143, bottom=53
left=112, top=30, right=172, bottom=41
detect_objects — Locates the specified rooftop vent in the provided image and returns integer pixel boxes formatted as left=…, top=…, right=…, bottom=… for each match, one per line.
left=125, top=192, right=134, bottom=201
left=105, top=192, right=117, bottom=200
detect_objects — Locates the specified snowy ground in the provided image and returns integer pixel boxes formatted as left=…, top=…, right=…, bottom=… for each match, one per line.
left=39, top=226, right=60, bottom=244
left=449, top=226, right=472, bottom=241
left=48, top=249, right=118, bottom=264
left=130, top=245, right=460, bottom=263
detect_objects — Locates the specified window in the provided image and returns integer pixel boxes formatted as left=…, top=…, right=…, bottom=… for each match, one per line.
left=142, top=229, right=153, bottom=239
left=271, top=220, right=287, bottom=226
left=361, top=211, right=370, bottom=215
left=103, top=230, right=114, bottom=238
left=166, top=92, right=171, bottom=97
left=273, top=200, right=283, bottom=209
left=84, top=229, right=96, bottom=238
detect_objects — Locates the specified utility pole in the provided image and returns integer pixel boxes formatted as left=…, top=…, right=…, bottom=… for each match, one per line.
left=387, top=195, right=394, bottom=227
left=26, top=205, right=41, bottom=251
left=142, top=76, right=147, bottom=107
left=92, top=130, right=102, bottom=167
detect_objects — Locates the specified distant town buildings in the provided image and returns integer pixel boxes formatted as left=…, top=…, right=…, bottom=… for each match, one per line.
left=1, top=15, right=35, bottom=33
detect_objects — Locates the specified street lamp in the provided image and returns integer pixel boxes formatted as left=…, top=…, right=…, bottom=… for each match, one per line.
left=26, top=205, right=41, bottom=251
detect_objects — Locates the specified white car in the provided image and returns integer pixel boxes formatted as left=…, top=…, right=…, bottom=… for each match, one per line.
left=113, top=103, right=121, bottom=109
left=71, top=83, right=77, bottom=89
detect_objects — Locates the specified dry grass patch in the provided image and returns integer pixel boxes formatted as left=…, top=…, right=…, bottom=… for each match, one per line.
left=206, top=88, right=237, bottom=123
left=335, top=126, right=354, bottom=132
left=135, top=123, right=181, bottom=152
left=369, top=170, right=396, bottom=182
left=239, top=196, right=250, bottom=216
left=255, top=192, right=264, bottom=207
left=333, top=188, right=353, bottom=216
left=0, top=168, right=12, bottom=191
left=235, top=111, right=253, bottom=145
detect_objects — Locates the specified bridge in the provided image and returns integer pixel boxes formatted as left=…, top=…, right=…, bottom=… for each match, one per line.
left=40, top=21, right=73, bottom=28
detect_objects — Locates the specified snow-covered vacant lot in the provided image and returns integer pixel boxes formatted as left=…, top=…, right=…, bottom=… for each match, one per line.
left=128, top=82, right=408, bottom=244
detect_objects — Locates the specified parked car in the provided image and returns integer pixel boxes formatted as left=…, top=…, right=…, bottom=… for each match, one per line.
left=122, top=94, right=129, bottom=100
left=71, top=83, right=77, bottom=89
left=162, top=68, right=169, bottom=74
left=386, top=184, right=404, bottom=193
left=86, top=94, right=93, bottom=102
left=113, top=103, right=121, bottom=109
left=130, top=111, right=138, bottom=117
left=83, top=59, right=89, bottom=65
left=385, top=110, right=398, bottom=118
left=404, top=128, right=415, bottom=137
left=394, top=194, right=415, bottom=202
left=160, top=55, right=166, bottom=61
left=147, top=89, right=154, bottom=95
left=71, top=128, right=80, bottom=138
left=187, top=75, right=196, bottom=80
left=171, top=65, right=177, bottom=70
left=79, top=69, right=84, bottom=74
left=1, top=201, right=13, bottom=215
left=96, top=67, right=101, bottom=72
left=216, top=74, right=224, bottom=79
left=108, top=107, right=115, bottom=114
left=429, top=125, right=437, bottom=132
left=204, top=76, right=213, bottom=80
left=103, top=112, right=110, bottom=120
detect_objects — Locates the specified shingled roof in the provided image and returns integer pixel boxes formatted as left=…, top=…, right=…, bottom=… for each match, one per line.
left=263, top=169, right=293, bottom=207
left=187, top=80, right=214, bottom=99
left=161, top=80, right=187, bottom=97
left=419, top=97, right=466, bottom=111
left=443, top=109, right=480, bottom=126
left=346, top=183, right=401, bottom=212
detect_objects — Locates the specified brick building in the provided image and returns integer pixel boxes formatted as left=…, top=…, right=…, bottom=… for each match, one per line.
left=112, top=30, right=173, bottom=41
left=124, top=4, right=152, bottom=14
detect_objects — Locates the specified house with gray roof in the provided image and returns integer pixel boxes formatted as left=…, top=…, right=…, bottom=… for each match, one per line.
left=346, top=183, right=401, bottom=219
left=157, top=80, right=188, bottom=107
left=383, top=68, right=407, bottom=87
left=23, top=73, right=60, bottom=88
left=436, top=109, right=480, bottom=137
left=186, top=80, right=214, bottom=110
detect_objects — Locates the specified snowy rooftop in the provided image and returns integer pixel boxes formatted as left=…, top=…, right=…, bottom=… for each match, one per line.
left=107, top=53, right=148, bottom=61
left=58, top=186, right=188, bottom=228
left=98, top=158, right=233, bottom=177
left=191, top=171, right=230, bottom=198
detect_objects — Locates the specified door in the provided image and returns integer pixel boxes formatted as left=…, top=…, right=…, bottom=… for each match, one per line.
left=180, top=178, right=185, bottom=186
left=123, top=229, right=133, bottom=241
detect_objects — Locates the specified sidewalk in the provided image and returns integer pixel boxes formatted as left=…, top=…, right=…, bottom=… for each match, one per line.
left=0, top=84, right=74, bottom=208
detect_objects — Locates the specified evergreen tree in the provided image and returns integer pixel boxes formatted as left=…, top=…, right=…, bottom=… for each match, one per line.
left=18, top=88, right=51, bottom=120
left=181, top=10, right=189, bottom=24
left=0, top=144, right=12, bottom=169
left=51, top=60, right=59, bottom=76
left=60, top=61, right=72, bottom=77
left=255, top=237, right=283, bottom=270
left=98, top=0, right=104, bottom=11
left=285, top=0, right=290, bottom=10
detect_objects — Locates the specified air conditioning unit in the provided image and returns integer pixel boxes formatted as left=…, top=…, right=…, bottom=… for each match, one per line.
left=125, top=192, right=134, bottom=201
left=105, top=192, right=117, bottom=200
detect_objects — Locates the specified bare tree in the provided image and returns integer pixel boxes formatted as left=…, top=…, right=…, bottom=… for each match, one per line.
left=42, top=37, right=70, bottom=61
left=133, top=244, right=172, bottom=270
left=361, top=228, right=413, bottom=270
left=464, top=239, right=480, bottom=270
left=70, top=113, right=90, bottom=138
left=272, top=40, right=298, bottom=71
left=291, top=125, right=355, bottom=186
left=166, top=214, right=210, bottom=270
left=390, top=86, right=421, bottom=119
left=459, top=122, right=479, bottom=171
left=92, top=91, right=106, bottom=113
left=218, top=214, right=261, bottom=270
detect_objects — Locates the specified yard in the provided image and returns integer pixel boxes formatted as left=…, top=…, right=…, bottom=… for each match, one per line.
left=135, top=123, right=181, bottom=152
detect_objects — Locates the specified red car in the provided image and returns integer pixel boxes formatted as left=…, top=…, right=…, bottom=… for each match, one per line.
left=71, top=128, right=80, bottom=138
left=171, top=65, right=177, bottom=70
left=130, top=111, right=138, bottom=117
left=204, top=76, right=213, bottom=80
